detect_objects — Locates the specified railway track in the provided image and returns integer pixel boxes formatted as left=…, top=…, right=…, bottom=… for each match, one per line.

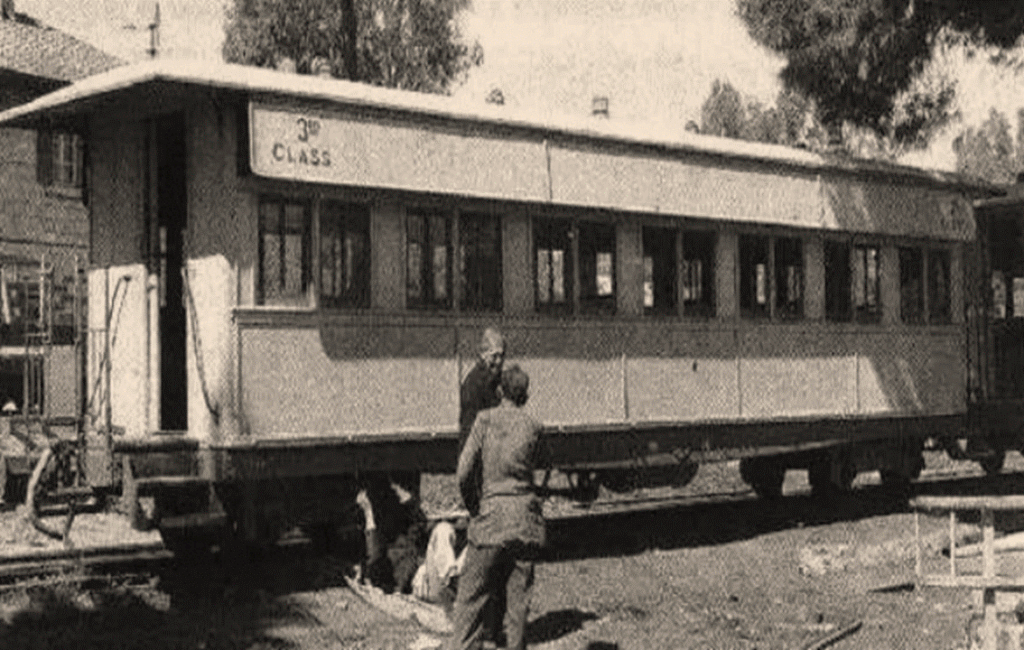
left=0, top=459, right=1008, bottom=589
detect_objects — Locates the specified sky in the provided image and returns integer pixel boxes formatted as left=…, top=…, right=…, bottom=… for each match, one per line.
left=16, top=0, right=1024, bottom=171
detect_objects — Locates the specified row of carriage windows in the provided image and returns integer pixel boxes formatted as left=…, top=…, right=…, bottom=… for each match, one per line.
left=256, top=196, right=952, bottom=324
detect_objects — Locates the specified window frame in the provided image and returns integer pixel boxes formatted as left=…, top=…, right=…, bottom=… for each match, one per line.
left=458, top=210, right=503, bottom=313
left=642, top=225, right=677, bottom=316
left=319, top=200, right=371, bottom=309
left=927, top=247, right=952, bottom=325
left=739, top=231, right=806, bottom=321
left=824, top=238, right=883, bottom=324
left=774, top=236, right=804, bottom=320
left=257, top=195, right=313, bottom=308
left=533, top=216, right=575, bottom=315
left=577, top=220, right=616, bottom=316
left=406, top=209, right=454, bottom=311
left=899, top=245, right=926, bottom=325
left=739, top=233, right=771, bottom=320
left=681, top=228, right=716, bottom=318
left=852, top=242, right=883, bottom=324
left=533, top=215, right=618, bottom=316
left=824, top=239, right=852, bottom=322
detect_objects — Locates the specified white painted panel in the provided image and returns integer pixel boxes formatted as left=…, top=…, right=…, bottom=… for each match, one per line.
left=250, top=102, right=549, bottom=202
left=240, top=328, right=459, bottom=437
left=87, top=265, right=149, bottom=438
left=517, top=358, right=622, bottom=427
left=627, top=357, right=739, bottom=421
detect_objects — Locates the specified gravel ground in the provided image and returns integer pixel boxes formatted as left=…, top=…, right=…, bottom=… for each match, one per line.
left=0, top=451, right=1021, bottom=649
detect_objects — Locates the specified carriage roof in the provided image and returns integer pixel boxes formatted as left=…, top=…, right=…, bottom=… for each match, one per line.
left=0, top=59, right=998, bottom=190
left=0, top=60, right=1001, bottom=242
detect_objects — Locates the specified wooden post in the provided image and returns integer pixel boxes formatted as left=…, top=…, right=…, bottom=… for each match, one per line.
left=914, top=511, right=922, bottom=580
left=950, top=510, right=957, bottom=578
left=982, top=507, right=997, bottom=650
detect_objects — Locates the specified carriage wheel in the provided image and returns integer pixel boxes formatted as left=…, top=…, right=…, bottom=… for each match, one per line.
left=808, top=455, right=855, bottom=498
left=739, top=457, right=785, bottom=499
left=980, top=450, right=1006, bottom=476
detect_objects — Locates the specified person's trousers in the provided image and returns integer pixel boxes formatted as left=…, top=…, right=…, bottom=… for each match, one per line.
left=447, top=541, right=535, bottom=650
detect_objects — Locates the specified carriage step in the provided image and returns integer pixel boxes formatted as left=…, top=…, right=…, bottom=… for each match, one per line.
left=158, top=512, right=228, bottom=531
left=113, top=435, right=198, bottom=454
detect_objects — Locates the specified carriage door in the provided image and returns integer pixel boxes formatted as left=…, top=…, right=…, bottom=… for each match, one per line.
left=989, top=211, right=1024, bottom=400
left=156, top=114, right=188, bottom=430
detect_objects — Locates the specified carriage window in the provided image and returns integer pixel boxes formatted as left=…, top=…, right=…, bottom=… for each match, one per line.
left=535, top=218, right=572, bottom=312
left=928, top=249, right=951, bottom=324
left=775, top=237, right=803, bottom=319
left=740, top=235, right=770, bottom=319
left=683, top=229, right=716, bottom=317
left=854, top=245, right=881, bottom=323
left=258, top=198, right=310, bottom=306
left=407, top=211, right=452, bottom=309
left=320, top=201, right=370, bottom=309
left=643, top=226, right=676, bottom=315
left=825, top=240, right=851, bottom=321
left=899, top=247, right=924, bottom=324
left=459, top=212, right=502, bottom=312
left=579, top=221, right=616, bottom=315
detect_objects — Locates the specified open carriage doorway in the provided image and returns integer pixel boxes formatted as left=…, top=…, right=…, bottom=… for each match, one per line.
left=156, top=114, right=187, bottom=431
left=989, top=212, right=1024, bottom=400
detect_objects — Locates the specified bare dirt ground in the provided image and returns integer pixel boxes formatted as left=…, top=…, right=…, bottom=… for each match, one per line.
left=1, top=452, right=1023, bottom=649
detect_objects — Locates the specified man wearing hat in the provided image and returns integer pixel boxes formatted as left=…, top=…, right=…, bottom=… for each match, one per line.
left=448, top=365, right=545, bottom=650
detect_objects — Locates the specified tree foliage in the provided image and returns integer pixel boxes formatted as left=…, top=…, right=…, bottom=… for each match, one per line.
left=223, top=0, right=483, bottom=94
left=954, top=108, right=1017, bottom=184
left=699, top=80, right=827, bottom=149
left=735, top=0, right=1024, bottom=144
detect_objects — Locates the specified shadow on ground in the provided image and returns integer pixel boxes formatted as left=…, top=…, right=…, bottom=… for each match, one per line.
left=3, top=470, right=1022, bottom=649
left=544, top=470, right=1024, bottom=561
left=525, top=608, right=599, bottom=644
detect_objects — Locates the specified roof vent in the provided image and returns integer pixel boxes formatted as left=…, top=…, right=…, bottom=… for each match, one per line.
left=592, top=96, right=609, bottom=118
left=1, top=0, right=15, bottom=20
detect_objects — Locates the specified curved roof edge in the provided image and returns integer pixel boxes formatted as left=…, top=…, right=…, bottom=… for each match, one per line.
left=0, top=58, right=1003, bottom=195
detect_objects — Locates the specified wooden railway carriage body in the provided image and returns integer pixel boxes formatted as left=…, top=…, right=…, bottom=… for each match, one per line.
left=0, top=60, right=999, bottom=542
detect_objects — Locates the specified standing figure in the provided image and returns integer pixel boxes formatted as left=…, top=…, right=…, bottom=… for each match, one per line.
left=448, top=365, right=545, bottom=650
left=459, top=327, right=505, bottom=456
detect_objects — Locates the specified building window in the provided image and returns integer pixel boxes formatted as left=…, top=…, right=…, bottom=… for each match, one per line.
left=36, top=131, right=84, bottom=189
left=900, top=247, right=924, bottom=324
left=407, top=211, right=452, bottom=310
left=320, top=201, right=370, bottom=309
left=775, top=237, right=803, bottom=319
left=682, top=229, right=716, bottom=317
left=258, top=198, right=311, bottom=306
left=643, top=226, right=676, bottom=315
left=535, top=218, right=572, bottom=312
left=459, top=212, right=502, bottom=312
left=578, top=221, right=616, bottom=315
left=853, top=245, right=881, bottom=323
left=740, top=235, right=770, bottom=319
left=929, top=249, right=951, bottom=324
left=825, top=240, right=851, bottom=322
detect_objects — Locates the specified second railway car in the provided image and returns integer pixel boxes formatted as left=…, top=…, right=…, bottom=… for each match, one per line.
left=0, top=60, right=1007, bottom=549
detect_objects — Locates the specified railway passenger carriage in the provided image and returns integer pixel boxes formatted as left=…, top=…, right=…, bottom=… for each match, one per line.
left=0, top=60, right=1009, bottom=549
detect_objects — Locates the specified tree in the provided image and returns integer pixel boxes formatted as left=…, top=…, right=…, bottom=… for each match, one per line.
left=700, top=80, right=746, bottom=139
left=735, top=0, right=1024, bottom=145
left=955, top=108, right=1017, bottom=184
left=699, top=80, right=827, bottom=150
left=223, top=0, right=483, bottom=94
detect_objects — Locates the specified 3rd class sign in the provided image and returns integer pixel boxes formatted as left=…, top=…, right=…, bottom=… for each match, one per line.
left=249, top=103, right=337, bottom=182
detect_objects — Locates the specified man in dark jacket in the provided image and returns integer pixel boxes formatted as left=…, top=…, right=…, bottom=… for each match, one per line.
left=458, top=327, right=505, bottom=456
left=448, top=365, right=545, bottom=650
